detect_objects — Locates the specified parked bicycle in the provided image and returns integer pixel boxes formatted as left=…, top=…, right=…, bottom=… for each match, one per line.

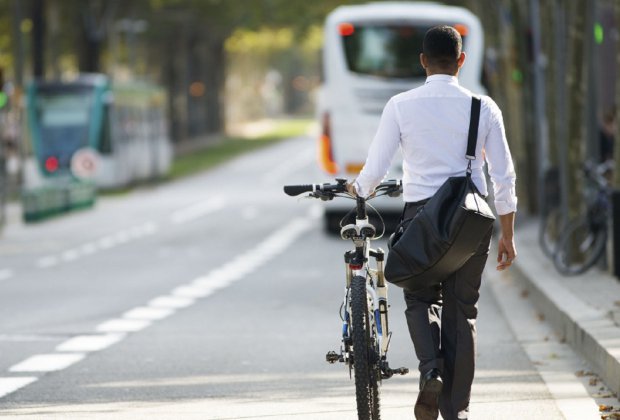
left=284, top=178, right=408, bottom=420
left=553, top=161, right=612, bottom=275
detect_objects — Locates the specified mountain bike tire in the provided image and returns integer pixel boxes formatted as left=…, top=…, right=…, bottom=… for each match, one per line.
left=351, top=275, right=381, bottom=420
left=553, top=216, right=607, bottom=276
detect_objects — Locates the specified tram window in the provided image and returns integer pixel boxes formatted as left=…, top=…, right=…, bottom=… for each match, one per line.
left=36, top=92, right=92, bottom=170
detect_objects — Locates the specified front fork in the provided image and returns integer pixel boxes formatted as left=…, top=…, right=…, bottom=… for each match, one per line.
left=340, top=247, right=390, bottom=360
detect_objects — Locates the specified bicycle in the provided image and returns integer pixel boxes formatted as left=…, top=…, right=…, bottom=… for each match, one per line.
left=553, top=161, right=612, bottom=275
left=284, top=178, right=409, bottom=420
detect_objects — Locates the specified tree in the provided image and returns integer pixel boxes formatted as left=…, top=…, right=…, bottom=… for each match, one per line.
left=565, top=0, right=588, bottom=219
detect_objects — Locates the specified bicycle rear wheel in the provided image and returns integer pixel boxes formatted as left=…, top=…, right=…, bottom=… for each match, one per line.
left=553, top=216, right=607, bottom=275
left=350, top=275, right=381, bottom=420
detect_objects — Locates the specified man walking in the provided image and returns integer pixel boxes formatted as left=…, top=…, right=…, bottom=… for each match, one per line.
left=348, top=26, right=517, bottom=420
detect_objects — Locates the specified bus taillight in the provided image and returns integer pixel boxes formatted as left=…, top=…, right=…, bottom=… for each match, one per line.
left=339, top=23, right=355, bottom=37
left=318, top=112, right=339, bottom=175
left=453, top=24, right=469, bottom=36
left=45, top=156, right=59, bottom=173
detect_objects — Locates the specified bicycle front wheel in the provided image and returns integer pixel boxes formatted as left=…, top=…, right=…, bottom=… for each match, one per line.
left=553, top=216, right=607, bottom=276
left=350, top=275, right=381, bottom=420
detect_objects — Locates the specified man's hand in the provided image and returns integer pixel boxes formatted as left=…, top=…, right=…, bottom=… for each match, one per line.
left=496, top=235, right=516, bottom=271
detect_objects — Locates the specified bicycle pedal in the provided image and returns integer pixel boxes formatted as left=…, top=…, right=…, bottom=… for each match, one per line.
left=394, top=367, right=409, bottom=375
left=325, top=351, right=340, bottom=364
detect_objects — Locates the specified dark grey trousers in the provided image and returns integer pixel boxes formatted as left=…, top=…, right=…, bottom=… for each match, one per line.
left=401, top=202, right=493, bottom=420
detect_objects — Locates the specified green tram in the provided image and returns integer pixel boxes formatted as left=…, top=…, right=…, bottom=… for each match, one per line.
left=22, top=74, right=172, bottom=220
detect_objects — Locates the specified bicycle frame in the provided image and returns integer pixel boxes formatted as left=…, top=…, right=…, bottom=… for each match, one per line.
left=334, top=195, right=404, bottom=377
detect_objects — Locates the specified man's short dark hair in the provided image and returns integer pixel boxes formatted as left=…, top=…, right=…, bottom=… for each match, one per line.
left=422, top=25, right=462, bottom=72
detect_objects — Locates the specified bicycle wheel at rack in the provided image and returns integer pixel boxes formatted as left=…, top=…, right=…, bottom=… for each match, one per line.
left=350, top=275, right=381, bottom=420
left=553, top=216, right=607, bottom=276
left=539, top=207, right=563, bottom=258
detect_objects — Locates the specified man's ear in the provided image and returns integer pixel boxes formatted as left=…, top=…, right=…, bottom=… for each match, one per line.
left=457, top=52, right=466, bottom=68
left=420, top=53, right=427, bottom=69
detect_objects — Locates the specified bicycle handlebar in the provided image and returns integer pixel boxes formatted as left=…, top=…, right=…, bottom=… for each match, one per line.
left=283, top=179, right=401, bottom=199
left=283, top=183, right=343, bottom=196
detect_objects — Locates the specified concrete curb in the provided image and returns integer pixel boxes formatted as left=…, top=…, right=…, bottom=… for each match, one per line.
left=509, top=221, right=620, bottom=397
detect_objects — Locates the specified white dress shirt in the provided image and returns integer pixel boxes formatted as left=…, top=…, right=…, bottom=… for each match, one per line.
left=354, top=74, right=517, bottom=215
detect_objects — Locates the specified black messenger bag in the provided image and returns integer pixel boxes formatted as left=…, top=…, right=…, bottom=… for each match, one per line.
left=385, top=96, right=495, bottom=292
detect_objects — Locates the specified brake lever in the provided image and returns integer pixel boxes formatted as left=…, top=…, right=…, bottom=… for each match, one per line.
left=310, top=191, right=335, bottom=201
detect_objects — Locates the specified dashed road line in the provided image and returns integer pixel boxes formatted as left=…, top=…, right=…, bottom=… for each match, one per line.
left=96, top=319, right=152, bottom=333
left=55, top=334, right=126, bottom=353
left=9, top=353, right=85, bottom=373
left=148, top=295, right=195, bottom=309
left=36, top=222, right=159, bottom=270
left=123, top=306, right=175, bottom=321
left=170, top=197, right=226, bottom=225
left=2, top=212, right=316, bottom=400
left=0, top=269, right=14, bottom=281
left=0, top=377, right=38, bottom=399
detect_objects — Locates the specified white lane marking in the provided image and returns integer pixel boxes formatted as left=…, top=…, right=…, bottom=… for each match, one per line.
left=56, top=333, right=126, bottom=352
left=0, top=269, right=13, bottom=281
left=241, top=207, right=258, bottom=220
left=171, top=285, right=216, bottom=299
left=170, top=197, right=226, bottom=225
left=0, top=377, right=38, bottom=399
left=96, top=319, right=152, bottom=333
left=114, top=231, right=130, bottom=244
left=79, top=243, right=97, bottom=255
left=37, top=256, right=58, bottom=268
left=143, top=222, right=158, bottom=235
left=61, top=249, right=80, bottom=262
left=9, top=353, right=85, bottom=372
left=260, top=148, right=315, bottom=184
left=148, top=296, right=195, bottom=309
left=36, top=222, right=160, bottom=270
left=3, top=213, right=316, bottom=398
left=98, top=236, right=116, bottom=249
left=122, top=307, right=175, bottom=321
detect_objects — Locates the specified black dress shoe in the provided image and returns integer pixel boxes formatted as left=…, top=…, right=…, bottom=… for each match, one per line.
left=414, top=368, right=442, bottom=420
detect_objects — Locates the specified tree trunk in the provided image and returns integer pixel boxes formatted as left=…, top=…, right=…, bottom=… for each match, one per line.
left=615, top=0, right=620, bottom=187
left=566, top=0, right=587, bottom=219
left=504, top=0, right=532, bottom=212
left=31, top=0, right=46, bottom=78
left=203, top=36, right=226, bottom=134
left=78, top=28, right=101, bottom=73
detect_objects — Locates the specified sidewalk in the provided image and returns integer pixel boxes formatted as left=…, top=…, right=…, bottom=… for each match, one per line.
left=507, top=219, right=620, bottom=397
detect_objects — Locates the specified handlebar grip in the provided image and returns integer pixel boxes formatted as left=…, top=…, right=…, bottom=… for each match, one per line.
left=283, top=184, right=317, bottom=196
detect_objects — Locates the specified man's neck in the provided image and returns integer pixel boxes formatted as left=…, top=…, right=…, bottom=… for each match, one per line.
left=426, top=70, right=458, bottom=77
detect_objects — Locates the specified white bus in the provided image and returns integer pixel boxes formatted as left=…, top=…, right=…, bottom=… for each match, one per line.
left=317, top=2, right=485, bottom=232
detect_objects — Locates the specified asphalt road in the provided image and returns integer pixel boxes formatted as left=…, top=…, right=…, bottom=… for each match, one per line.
left=0, top=136, right=609, bottom=419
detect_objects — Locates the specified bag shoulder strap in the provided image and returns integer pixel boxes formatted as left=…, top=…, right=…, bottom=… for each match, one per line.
left=466, top=96, right=481, bottom=161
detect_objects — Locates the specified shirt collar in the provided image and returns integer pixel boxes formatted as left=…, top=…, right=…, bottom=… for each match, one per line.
left=425, top=74, right=459, bottom=85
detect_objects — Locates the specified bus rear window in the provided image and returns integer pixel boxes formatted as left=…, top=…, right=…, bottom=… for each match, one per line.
left=341, top=24, right=430, bottom=79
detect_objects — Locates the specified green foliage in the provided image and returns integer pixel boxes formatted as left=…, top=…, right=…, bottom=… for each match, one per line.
left=168, top=118, right=313, bottom=180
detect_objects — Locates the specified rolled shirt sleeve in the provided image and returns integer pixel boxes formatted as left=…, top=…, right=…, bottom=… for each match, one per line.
left=483, top=98, right=518, bottom=215
left=354, top=98, right=401, bottom=197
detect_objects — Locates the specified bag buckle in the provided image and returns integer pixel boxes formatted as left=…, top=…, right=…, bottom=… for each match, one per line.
left=466, top=158, right=473, bottom=175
